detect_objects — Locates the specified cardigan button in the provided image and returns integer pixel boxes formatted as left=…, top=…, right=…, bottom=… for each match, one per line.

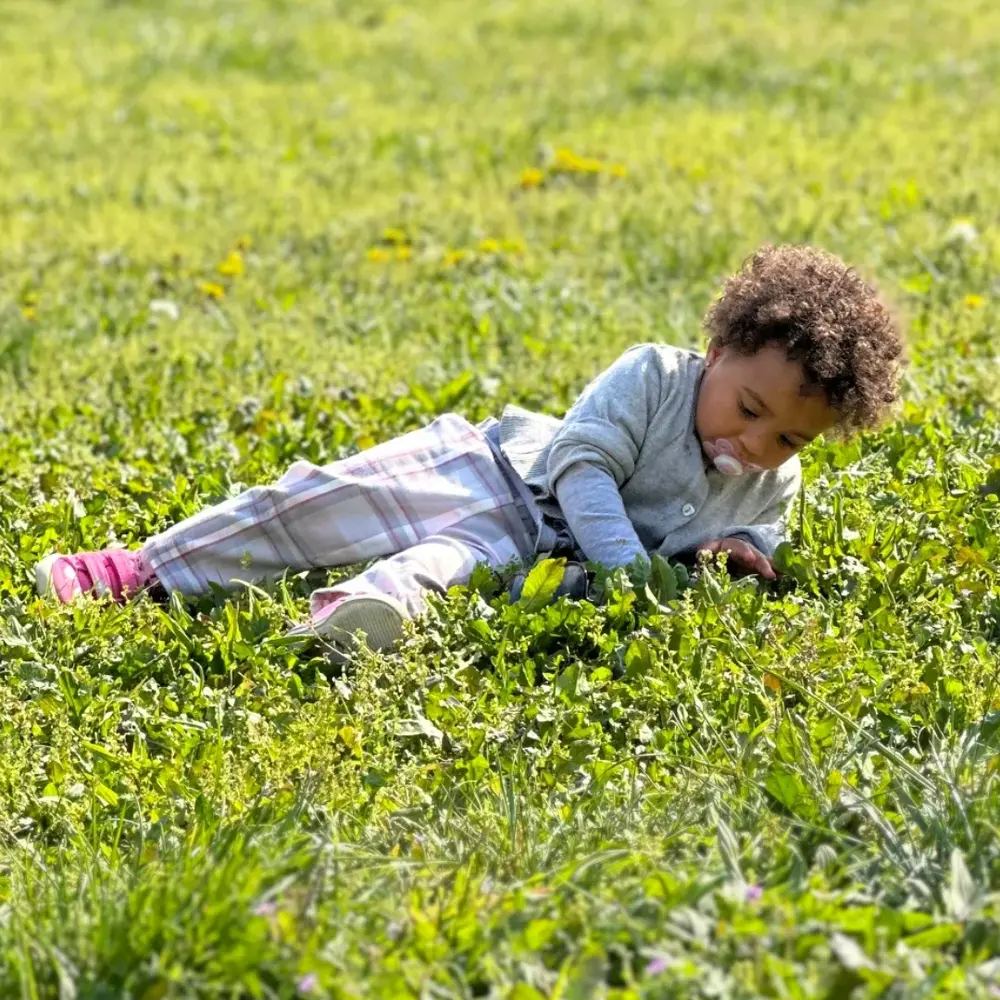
left=682, top=503, right=695, bottom=517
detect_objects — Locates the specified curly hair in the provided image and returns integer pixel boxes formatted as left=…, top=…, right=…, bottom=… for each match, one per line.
left=703, top=244, right=905, bottom=434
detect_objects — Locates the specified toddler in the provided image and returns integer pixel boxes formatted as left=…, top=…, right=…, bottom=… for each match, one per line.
left=36, top=245, right=904, bottom=655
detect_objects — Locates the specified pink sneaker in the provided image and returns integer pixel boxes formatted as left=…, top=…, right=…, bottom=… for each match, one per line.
left=35, top=548, right=155, bottom=604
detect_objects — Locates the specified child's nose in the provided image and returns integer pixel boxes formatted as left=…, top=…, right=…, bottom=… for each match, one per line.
left=740, top=429, right=769, bottom=458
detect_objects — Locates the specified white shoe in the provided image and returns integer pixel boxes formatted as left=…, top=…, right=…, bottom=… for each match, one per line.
left=288, top=593, right=406, bottom=656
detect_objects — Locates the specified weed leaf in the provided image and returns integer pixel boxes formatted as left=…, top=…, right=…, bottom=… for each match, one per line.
left=518, top=557, right=566, bottom=612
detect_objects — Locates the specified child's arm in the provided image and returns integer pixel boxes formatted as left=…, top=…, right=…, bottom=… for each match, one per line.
left=545, top=345, right=682, bottom=569
left=553, top=462, right=648, bottom=568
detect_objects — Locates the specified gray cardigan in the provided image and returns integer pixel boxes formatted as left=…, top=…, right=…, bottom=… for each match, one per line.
left=496, top=343, right=801, bottom=566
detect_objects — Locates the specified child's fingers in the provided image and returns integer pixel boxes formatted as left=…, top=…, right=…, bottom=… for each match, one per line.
left=743, top=546, right=776, bottom=580
left=723, top=539, right=755, bottom=564
left=698, top=539, right=777, bottom=580
left=727, top=540, right=776, bottom=580
left=756, top=553, right=778, bottom=580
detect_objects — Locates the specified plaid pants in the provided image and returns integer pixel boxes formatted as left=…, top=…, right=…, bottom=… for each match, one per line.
left=141, top=414, right=540, bottom=618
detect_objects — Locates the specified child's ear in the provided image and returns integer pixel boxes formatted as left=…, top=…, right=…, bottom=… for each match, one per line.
left=705, top=342, right=723, bottom=367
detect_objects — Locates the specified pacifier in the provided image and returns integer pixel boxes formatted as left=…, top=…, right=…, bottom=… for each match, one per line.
left=702, top=438, right=762, bottom=477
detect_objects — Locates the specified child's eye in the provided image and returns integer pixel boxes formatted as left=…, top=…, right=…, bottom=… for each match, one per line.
left=779, top=435, right=796, bottom=448
left=738, top=401, right=758, bottom=419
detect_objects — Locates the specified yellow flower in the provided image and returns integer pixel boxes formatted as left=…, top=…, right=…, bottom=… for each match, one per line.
left=21, top=306, right=36, bottom=320
left=554, top=148, right=582, bottom=170
left=366, top=247, right=392, bottom=263
left=197, top=280, right=226, bottom=300
left=443, top=249, right=471, bottom=268
left=478, top=238, right=501, bottom=254
left=520, top=167, right=545, bottom=189
left=552, top=148, right=610, bottom=175
left=395, top=246, right=412, bottom=262
left=217, top=251, right=244, bottom=277
left=608, top=163, right=628, bottom=179
left=501, top=238, right=526, bottom=254
left=383, top=227, right=408, bottom=245
left=964, top=293, right=985, bottom=308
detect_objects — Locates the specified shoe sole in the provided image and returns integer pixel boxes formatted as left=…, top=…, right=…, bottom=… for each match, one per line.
left=311, top=596, right=405, bottom=652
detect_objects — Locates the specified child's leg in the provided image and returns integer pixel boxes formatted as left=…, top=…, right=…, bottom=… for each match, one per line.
left=289, top=502, right=535, bottom=651
left=51, top=414, right=523, bottom=604
left=305, top=502, right=534, bottom=620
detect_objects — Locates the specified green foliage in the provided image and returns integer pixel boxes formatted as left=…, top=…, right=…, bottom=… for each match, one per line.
left=2, top=0, right=1000, bottom=996
left=518, top=558, right=568, bottom=612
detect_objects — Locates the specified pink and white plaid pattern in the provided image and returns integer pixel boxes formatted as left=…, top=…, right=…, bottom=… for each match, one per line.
left=142, top=414, right=537, bottom=618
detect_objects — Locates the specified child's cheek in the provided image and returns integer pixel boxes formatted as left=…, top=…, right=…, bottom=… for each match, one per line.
left=697, top=384, right=733, bottom=441
left=694, top=382, right=718, bottom=440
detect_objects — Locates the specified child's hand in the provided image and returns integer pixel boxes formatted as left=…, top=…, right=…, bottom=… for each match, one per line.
left=697, top=537, right=777, bottom=580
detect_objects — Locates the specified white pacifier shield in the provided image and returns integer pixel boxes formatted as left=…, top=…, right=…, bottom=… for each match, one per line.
left=712, top=453, right=745, bottom=476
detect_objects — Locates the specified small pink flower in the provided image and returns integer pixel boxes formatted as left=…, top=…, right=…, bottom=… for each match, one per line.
left=297, top=972, right=319, bottom=996
left=645, top=957, right=669, bottom=975
left=745, top=884, right=763, bottom=903
left=253, top=901, right=278, bottom=917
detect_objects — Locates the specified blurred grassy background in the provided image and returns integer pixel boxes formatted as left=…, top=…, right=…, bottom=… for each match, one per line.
left=2, top=0, right=999, bottom=421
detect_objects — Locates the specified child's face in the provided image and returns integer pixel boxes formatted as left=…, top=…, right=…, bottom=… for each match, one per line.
left=696, top=343, right=840, bottom=471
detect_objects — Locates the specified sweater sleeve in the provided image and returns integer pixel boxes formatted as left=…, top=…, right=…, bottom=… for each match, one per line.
left=545, top=345, right=679, bottom=490
left=553, top=462, right=648, bottom=568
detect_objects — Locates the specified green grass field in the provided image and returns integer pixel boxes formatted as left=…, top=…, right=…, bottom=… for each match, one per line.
left=2, top=0, right=1000, bottom=995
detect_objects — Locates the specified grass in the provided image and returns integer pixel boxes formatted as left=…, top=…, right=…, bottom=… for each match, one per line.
left=2, top=0, right=1000, bottom=996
